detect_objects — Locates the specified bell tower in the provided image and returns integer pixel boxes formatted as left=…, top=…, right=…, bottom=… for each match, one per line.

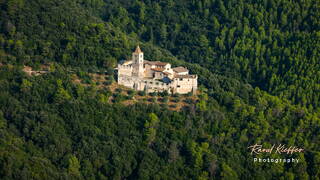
left=132, top=45, right=144, bottom=78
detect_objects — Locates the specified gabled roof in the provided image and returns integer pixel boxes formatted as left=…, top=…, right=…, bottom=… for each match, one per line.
left=151, top=68, right=165, bottom=72
left=121, top=60, right=133, bottom=65
left=173, top=66, right=188, bottom=73
left=163, top=71, right=172, bottom=75
left=144, top=60, right=169, bottom=66
left=134, top=45, right=142, bottom=53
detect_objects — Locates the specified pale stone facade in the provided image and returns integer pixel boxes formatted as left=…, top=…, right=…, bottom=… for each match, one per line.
left=117, top=46, right=198, bottom=94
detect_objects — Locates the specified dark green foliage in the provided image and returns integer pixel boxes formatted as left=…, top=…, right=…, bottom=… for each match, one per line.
left=0, top=0, right=319, bottom=179
left=172, top=93, right=180, bottom=98
left=112, top=93, right=126, bottom=103
left=0, top=56, right=319, bottom=180
left=115, top=88, right=122, bottom=93
left=159, top=90, right=169, bottom=97
left=171, top=97, right=180, bottom=103
left=149, top=92, right=157, bottom=97
left=184, top=98, right=194, bottom=104
left=162, top=96, right=169, bottom=103
left=169, top=104, right=177, bottom=108
left=101, top=0, right=320, bottom=110
left=138, top=91, right=146, bottom=96
left=127, top=89, right=135, bottom=96
left=106, top=75, right=114, bottom=82
left=0, top=0, right=133, bottom=69
left=148, top=97, right=156, bottom=103
left=103, top=80, right=112, bottom=85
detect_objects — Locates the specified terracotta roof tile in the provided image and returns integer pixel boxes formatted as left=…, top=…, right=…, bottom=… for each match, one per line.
left=144, top=60, right=168, bottom=66
left=151, top=68, right=165, bottom=72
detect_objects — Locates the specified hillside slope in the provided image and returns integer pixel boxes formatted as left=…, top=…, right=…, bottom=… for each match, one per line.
left=102, top=0, right=320, bottom=110
left=0, top=0, right=319, bottom=179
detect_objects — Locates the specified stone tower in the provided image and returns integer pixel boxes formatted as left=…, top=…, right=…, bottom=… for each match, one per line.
left=132, top=45, right=144, bottom=78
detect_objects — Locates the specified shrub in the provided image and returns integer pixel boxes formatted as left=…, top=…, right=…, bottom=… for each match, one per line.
left=169, top=104, right=177, bottom=108
left=184, top=98, right=194, bottom=104
left=106, top=76, right=114, bottom=81
left=127, top=89, right=135, bottom=95
left=138, top=91, right=146, bottom=96
left=103, top=81, right=112, bottom=85
left=77, top=71, right=87, bottom=79
left=106, top=68, right=114, bottom=75
left=88, top=67, right=98, bottom=73
left=102, top=88, right=112, bottom=97
left=160, top=104, right=168, bottom=109
left=149, top=92, right=157, bottom=96
left=171, top=98, right=180, bottom=103
left=127, top=95, right=134, bottom=100
left=149, top=97, right=156, bottom=102
left=82, top=78, right=92, bottom=84
left=159, top=90, right=169, bottom=97
left=115, top=88, right=122, bottom=93
left=172, top=93, right=180, bottom=98
left=163, top=96, right=169, bottom=103
left=184, top=92, right=193, bottom=97
left=112, top=93, right=125, bottom=103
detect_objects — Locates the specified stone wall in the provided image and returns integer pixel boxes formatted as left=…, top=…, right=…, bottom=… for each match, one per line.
left=118, top=64, right=132, bottom=76
left=144, top=64, right=154, bottom=78
left=171, top=76, right=197, bottom=94
left=118, top=73, right=197, bottom=94
left=142, top=79, right=171, bottom=93
left=118, top=75, right=135, bottom=89
left=117, top=50, right=197, bottom=95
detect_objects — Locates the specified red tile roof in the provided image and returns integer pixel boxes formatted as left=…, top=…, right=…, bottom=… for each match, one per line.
left=151, top=68, right=165, bottom=72
left=144, top=60, right=168, bottom=66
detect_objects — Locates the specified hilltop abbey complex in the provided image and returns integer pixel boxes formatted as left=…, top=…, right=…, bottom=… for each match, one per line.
left=117, top=46, right=198, bottom=94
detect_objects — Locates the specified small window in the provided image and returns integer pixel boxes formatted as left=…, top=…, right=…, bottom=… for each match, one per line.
left=180, top=78, right=183, bottom=81
left=177, top=85, right=181, bottom=88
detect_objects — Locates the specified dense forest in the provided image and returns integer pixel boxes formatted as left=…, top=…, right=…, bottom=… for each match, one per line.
left=0, top=0, right=319, bottom=179
left=103, top=0, right=320, bottom=110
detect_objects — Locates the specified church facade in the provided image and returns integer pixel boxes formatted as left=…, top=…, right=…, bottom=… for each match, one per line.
left=117, top=46, right=198, bottom=94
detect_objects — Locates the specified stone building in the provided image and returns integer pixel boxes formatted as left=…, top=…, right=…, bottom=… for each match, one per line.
left=117, top=46, right=197, bottom=94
